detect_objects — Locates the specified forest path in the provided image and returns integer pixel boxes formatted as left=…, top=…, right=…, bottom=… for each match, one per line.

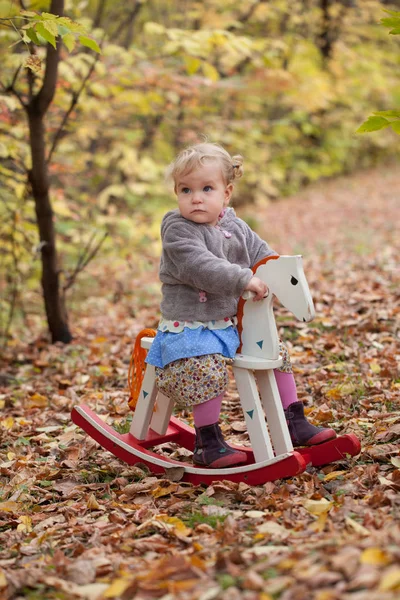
left=1, top=165, right=400, bottom=600
left=247, top=164, right=399, bottom=259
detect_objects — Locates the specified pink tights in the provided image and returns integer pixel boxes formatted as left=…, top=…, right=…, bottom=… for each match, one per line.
left=193, top=371, right=297, bottom=427
left=193, top=393, right=223, bottom=427
left=273, top=370, right=298, bottom=410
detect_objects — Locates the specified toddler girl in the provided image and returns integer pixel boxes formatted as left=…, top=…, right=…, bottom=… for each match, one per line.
left=145, top=142, right=336, bottom=468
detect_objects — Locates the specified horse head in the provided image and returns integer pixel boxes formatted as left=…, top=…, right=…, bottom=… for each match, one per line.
left=256, top=255, right=315, bottom=323
left=237, top=255, right=315, bottom=360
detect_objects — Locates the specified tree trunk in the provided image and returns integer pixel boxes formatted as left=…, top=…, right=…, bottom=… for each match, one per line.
left=26, top=0, right=72, bottom=343
left=319, top=0, right=333, bottom=60
left=27, top=109, right=71, bottom=343
left=93, top=0, right=107, bottom=28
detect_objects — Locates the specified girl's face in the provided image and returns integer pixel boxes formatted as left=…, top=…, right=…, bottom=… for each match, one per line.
left=175, top=162, right=233, bottom=227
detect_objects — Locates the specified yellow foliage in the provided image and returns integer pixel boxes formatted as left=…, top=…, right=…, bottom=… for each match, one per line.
left=323, top=470, right=346, bottom=482
left=86, top=493, right=101, bottom=510
left=0, top=570, right=7, bottom=589
left=379, top=569, right=400, bottom=592
left=17, top=515, right=33, bottom=533
left=0, top=501, right=20, bottom=513
left=361, top=547, right=391, bottom=566
left=103, top=577, right=134, bottom=598
left=325, top=382, right=357, bottom=400
left=1, top=417, right=14, bottom=430
left=26, top=393, right=48, bottom=408
left=302, top=498, right=333, bottom=515
left=155, top=515, right=192, bottom=539
left=202, top=61, right=219, bottom=81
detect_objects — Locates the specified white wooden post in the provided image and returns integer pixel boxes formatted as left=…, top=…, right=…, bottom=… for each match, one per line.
left=129, top=364, right=158, bottom=440
left=256, top=370, right=293, bottom=456
left=150, top=392, right=175, bottom=435
left=232, top=366, right=274, bottom=462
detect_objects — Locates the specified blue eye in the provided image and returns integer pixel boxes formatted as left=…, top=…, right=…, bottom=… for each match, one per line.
left=204, top=185, right=212, bottom=192
left=182, top=187, right=190, bottom=194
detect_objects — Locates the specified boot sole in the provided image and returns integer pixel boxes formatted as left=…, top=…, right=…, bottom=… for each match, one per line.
left=295, top=429, right=337, bottom=447
left=194, top=450, right=248, bottom=469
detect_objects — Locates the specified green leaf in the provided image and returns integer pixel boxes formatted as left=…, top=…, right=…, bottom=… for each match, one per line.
left=35, top=22, right=57, bottom=48
left=58, top=25, right=70, bottom=36
left=373, top=110, right=400, bottom=118
left=184, top=56, right=201, bottom=75
left=382, top=9, right=400, bottom=17
left=26, top=27, right=41, bottom=45
left=202, top=61, right=219, bottom=81
left=57, top=17, right=86, bottom=34
left=41, top=12, right=58, bottom=20
left=380, top=17, right=400, bottom=28
left=78, top=35, right=101, bottom=53
left=390, top=121, right=400, bottom=134
left=62, top=32, right=76, bottom=52
left=355, top=116, right=391, bottom=133
left=389, top=28, right=400, bottom=35
left=42, top=19, right=59, bottom=37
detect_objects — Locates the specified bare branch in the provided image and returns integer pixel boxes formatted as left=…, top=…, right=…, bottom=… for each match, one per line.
left=109, top=1, right=144, bottom=47
left=63, top=231, right=108, bottom=293
left=227, top=0, right=268, bottom=32
left=47, top=46, right=103, bottom=164
left=10, top=64, right=22, bottom=89
left=0, top=74, right=26, bottom=109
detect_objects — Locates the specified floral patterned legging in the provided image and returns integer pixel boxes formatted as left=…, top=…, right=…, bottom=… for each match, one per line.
left=155, top=340, right=292, bottom=410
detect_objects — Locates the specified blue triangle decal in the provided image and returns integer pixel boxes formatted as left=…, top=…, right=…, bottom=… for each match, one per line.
left=256, top=340, right=264, bottom=349
left=246, top=410, right=254, bottom=419
left=143, top=391, right=148, bottom=398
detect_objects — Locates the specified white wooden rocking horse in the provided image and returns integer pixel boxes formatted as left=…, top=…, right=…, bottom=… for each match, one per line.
left=71, top=255, right=360, bottom=485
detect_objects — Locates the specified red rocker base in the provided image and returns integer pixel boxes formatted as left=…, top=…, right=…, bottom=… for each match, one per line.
left=71, top=404, right=361, bottom=486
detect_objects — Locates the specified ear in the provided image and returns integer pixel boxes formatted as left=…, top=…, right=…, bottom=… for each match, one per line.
left=224, top=183, right=233, bottom=206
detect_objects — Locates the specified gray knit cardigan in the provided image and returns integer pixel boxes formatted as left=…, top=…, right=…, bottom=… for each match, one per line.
left=158, top=208, right=275, bottom=322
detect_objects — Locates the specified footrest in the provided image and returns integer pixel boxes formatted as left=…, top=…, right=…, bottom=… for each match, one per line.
left=296, top=433, right=361, bottom=466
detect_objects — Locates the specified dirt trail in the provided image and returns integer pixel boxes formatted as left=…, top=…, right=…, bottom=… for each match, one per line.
left=250, top=165, right=399, bottom=258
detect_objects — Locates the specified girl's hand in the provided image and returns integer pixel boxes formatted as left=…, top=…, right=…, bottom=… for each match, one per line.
left=244, top=276, right=269, bottom=301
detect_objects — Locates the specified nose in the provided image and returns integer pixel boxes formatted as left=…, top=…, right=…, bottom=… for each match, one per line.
left=192, top=191, right=203, bottom=204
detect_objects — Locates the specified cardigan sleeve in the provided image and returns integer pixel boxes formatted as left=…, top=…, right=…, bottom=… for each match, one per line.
left=240, top=219, right=276, bottom=266
left=161, top=222, right=253, bottom=297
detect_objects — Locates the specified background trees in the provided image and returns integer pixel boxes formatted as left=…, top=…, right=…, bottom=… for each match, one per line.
left=1, top=0, right=399, bottom=343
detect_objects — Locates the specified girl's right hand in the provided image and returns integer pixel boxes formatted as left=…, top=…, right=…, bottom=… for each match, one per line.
left=244, top=276, right=269, bottom=301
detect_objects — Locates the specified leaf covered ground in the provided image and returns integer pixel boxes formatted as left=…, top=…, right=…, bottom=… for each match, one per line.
left=1, top=166, right=399, bottom=600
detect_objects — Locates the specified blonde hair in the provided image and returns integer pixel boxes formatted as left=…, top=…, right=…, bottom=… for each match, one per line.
left=167, top=142, right=244, bottom=188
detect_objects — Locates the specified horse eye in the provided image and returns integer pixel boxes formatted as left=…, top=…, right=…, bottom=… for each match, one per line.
left=291, top=276, right=298, bottom=285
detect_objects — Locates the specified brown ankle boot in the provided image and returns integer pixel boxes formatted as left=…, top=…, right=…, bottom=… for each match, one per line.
left=284, top=402, right=337, bottom=447
left=193, top=423, right=247, bottom=468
